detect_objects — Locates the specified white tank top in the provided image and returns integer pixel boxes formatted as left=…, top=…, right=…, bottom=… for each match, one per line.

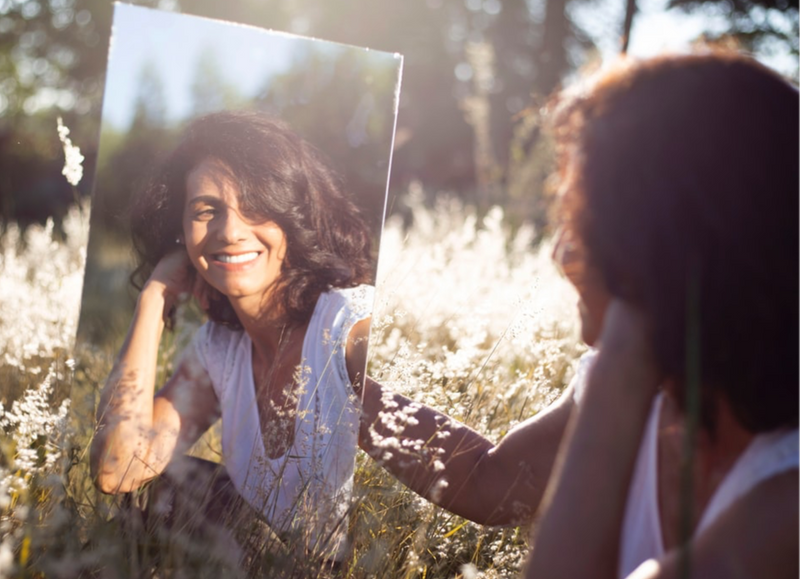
left=618, top=392, right=798, bottom=578
left=191, top=285, right=374, bottom=561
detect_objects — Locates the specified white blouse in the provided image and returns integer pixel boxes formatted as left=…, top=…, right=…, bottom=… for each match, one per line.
left=191, top=285, right=374, bottom=561
left=619, top=393, right=798, bottom=578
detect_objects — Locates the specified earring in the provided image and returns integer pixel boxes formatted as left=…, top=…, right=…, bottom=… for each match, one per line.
left=175, top=237, right=183, bottom=245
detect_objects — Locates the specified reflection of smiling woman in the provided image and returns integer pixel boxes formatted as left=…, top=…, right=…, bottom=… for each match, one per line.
left=90, top=111, right=375, bottom=565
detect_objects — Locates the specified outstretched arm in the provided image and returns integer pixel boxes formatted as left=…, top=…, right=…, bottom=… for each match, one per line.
left=90, top=251, right=219, bottom=494
left=359, top=378, right=573, bottom=526
left=347, top=319, right=574, bottom=526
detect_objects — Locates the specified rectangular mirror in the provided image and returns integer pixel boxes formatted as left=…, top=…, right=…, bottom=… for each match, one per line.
left=73, top=3, right=402, bottom=570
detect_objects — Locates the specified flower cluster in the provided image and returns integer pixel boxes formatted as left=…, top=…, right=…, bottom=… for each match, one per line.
left=0, top=176, right=581, bottom=577
left=349, top=188, right=583, bottom=577
left=56, top=117, right=85, bottom=187
left=0, top=201, right=89, bottom=370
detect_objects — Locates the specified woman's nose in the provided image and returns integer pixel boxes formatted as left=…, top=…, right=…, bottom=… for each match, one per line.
left=215, top=209, right=248, bottom=243
left=552, top=227, right=569, bottom=267
left=552, top=227, right=581, bottom=280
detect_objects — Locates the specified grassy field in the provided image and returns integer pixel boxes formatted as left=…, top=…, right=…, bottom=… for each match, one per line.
left=0, top=191, right=582, bottom=578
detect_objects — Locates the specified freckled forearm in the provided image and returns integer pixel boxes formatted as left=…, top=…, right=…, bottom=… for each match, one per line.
left=360, top=380, right=518, bottom=523
left=92, top=289, right=169, bottom=487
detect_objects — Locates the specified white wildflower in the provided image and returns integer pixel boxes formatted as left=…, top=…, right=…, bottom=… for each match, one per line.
left=0, top=200, right=89, bottom=369
left=56, top=116, right=85, bottom=186
left=0, top=368, right=71, bottom=476
left=429, top=477, right=448, bottom=503
left=460, top=563, right=479, bottom=579
left=0, top=538, right=13, bottom=579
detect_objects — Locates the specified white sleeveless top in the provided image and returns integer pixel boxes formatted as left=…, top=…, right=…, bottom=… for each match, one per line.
left=191, top=285, right=374, bottom=561
left=618, top=392, right=799, bottom=578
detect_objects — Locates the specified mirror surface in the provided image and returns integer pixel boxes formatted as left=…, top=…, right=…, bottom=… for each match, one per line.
left=78, top=3, right=402, bottom=348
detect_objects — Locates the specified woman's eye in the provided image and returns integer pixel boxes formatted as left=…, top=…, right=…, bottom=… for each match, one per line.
left=194, top=208, right=216, bottom=220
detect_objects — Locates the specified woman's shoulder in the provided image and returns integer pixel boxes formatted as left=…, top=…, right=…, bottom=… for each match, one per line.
left=190, top=320, right=248, bottom=369
left=698, top=426, right=798, bottom=535
left=304, top=285, right=374, bottom=385
left=323, top=284, right=375, bottom=311
left=193, top=319, right=246, bottom=346
left=315, top=284, right=375, bottom=323
left=660, top=468, right=798, bottom=579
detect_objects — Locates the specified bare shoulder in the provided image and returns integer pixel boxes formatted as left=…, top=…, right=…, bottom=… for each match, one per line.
left=345, top=317, right=371, bottom=389
left=642, top=470, right=798, bottom=579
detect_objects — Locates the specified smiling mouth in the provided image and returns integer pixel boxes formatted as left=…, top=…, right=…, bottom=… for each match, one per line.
left=213, top=252, right=260, bottom=264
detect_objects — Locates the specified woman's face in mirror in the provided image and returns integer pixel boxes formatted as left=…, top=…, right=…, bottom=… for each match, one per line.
left=552, top=227, right=610, bottom=346
left=182, top=158, right=288, bottom=304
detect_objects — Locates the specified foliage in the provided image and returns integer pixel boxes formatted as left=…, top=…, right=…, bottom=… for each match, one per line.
left=0, top=0, right=596, bottom=227
left=0, top=201, right=88, bottom=407
left=0, top=191, right=583, bottom=577
left=670, top=0, right=799, bottom=80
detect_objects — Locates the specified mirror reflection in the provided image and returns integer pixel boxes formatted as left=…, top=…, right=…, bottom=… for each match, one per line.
left=78, top=4, right=401, bottom=571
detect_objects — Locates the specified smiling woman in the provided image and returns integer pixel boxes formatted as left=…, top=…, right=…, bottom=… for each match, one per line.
left=183, top=158, right=290, bottom=306
left=90, top=111, right=378, bottom=570
left=128, top=112, right=375, bottom=329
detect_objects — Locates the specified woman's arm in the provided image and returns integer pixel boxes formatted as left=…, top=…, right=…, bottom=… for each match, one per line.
left=347, top=319, right=574, bottom=526
left=525, top=300, right=659, bottom=579
left=90, top=251, right=219, bottom=494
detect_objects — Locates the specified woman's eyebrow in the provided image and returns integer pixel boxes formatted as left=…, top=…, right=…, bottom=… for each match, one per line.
left=186, top=195, right=222, bottom=206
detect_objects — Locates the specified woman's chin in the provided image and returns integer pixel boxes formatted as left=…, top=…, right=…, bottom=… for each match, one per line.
left=580, top=327, right=599, bottom=347
left=578, top=310, right=601, bottom=347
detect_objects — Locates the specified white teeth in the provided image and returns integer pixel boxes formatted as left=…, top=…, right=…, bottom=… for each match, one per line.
left=215, top=252, right=259, bottom=264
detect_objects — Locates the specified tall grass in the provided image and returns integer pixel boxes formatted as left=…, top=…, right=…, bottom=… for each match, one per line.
left=0, top=189, right=582, bottom=578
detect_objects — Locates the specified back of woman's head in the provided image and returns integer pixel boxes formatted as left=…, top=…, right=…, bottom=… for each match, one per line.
left=552, top=51, right=798, bottom=432
left=130, top=110, right=374, bottom=327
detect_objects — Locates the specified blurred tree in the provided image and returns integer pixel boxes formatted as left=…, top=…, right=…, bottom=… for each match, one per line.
left=258, top=0, right=591, bottom=212
left=255, top=44, right=399, bottom=236
left=1, top=0, right=796, bottom=226
left=0, top=0, right=159, bottom=226
left=670, top=0, right=798, bottom=75
left=190, top=45, right=245, bottom=114
left=93, top=60, right=175, bottom=236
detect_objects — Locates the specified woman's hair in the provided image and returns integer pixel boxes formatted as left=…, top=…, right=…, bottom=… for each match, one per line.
left=130, top=111, right=374, bottom=328
left=550, top=51, right=798, bottom=433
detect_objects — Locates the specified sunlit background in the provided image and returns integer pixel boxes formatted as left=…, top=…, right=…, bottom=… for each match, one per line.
left=0, top=1, right=797, bottom=576
left=0, top=0, right=796, bottom=230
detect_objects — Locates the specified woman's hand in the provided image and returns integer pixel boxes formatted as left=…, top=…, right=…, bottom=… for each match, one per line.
left=144, top=249, right=220, bottom=318
left=525, top=298, right=660, bottom=579
left=145, top=250, right=194, bottom=297
left=142, top=250, right=198, bottom=323
left=590, top=298, right=660, bottom=406
left=597, top=299, right=652, bottom=356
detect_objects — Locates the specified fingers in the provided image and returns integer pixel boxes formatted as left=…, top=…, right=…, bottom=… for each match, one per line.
left=150, top=250, right=194, bottom=296
left=599, top=300, right=651, bottom=348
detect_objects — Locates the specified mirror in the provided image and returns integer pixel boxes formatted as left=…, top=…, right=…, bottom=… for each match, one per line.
left=74, top=3, right=402, bottom=567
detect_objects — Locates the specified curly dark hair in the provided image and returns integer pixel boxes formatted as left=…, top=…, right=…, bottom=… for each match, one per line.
left=550, top=51, right=798, bottom=433
left=130, top=111, right=374, bottom=328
